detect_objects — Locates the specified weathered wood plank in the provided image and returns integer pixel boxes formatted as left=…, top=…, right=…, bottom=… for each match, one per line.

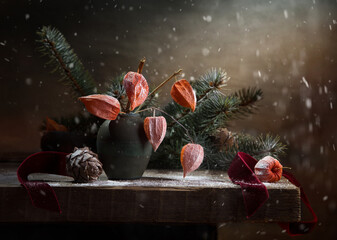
left=0, top=163, right=300, bottom=223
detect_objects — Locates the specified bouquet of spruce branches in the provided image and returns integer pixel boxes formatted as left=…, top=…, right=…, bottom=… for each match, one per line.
left=36, top=26, right=286, bottom=170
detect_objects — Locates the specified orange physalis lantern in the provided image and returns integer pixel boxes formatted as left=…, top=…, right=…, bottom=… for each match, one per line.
left=171, top=79, right=196, bottom=112
left=254, top=156, right=283, bottom=183
left=45, top=117, right=67, bottom=132
left=144, top=116, right=167, bottom=152
left=79, top=94, right=120, bottom=120
left=180, top=143, right=204, bottom=177
left=123, top=72, right=149, bottom=111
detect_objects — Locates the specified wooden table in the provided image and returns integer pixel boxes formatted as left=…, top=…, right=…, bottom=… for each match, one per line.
left=0, top=162, right=300, bottom=224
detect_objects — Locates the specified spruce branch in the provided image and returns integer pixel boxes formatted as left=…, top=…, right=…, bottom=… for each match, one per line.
left=197, top=132, right=287, bottom=170
left=150, top=69, right=287, bottom=171
left=232, top=87, right=263, bottom=115
left=253, top=133, right=287, bottom=158
left=211, top=133, right=286, bottom=168
left=166, top=91, right=239, bottom=132
left=165, top=69, right=230, bottom=127
left=106, top=73, right=126, bottom=100
left=191, top=92, right=240, bottom=134
left=191, top=68, right=230, bottom=100
left=36, top=26, right=97, bottom=97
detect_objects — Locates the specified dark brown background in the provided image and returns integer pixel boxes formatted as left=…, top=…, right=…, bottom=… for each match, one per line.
left=1, top=0, right=336, bottom=239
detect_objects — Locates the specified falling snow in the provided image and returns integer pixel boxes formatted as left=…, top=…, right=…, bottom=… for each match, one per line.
left=25, top=78, right=32, bottom=85
left=283, top=10, right=288, bottom=19
left=39, top=190, right=46, bottom=196
left=302, top=77, right=309, bottom=88
left=74, top=116, right=80, bottom=124
left=305, top=98, right=312, bottom=109
left=1, top=2, right=336, bottom=237
left=202, top=15, right=212, bottom=22
left=202, top=48, right=210, bottom=56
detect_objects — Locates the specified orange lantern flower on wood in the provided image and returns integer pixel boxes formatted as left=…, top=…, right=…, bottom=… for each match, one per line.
left=78, top=94, right=120, bottom=120
left=180, top=143, right=204, bottom=177
left=254, top=156, right=283, bottom=182
left=171, top=79, right=196, bottom=112
left=144, top=116, right=167, bottom=151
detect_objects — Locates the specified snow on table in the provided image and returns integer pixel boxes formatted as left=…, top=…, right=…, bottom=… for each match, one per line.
left=0, top=164, right=300, bottom=223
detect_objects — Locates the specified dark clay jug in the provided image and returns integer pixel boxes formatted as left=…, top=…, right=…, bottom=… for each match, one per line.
left=96, top=113, right=152, bottom=180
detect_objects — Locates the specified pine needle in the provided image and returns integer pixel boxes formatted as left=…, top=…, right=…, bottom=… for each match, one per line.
left=149, top=68, right=287, bottom=170
left=36, top=26, right=97, bottom=97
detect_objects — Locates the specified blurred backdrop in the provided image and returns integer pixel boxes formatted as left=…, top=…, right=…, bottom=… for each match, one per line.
left=1, top=0, right=336, bottom=239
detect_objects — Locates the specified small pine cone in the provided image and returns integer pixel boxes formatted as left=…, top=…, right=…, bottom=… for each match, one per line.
left=66, top=147, right=103, bottom=183
left=214, top=128, right=235, bottom=152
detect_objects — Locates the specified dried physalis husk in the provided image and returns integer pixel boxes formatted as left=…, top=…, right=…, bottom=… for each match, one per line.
left=144, top=116, right=167, bottom=152
left=254, top=156, right=283, bottom=183
left=45, top=117, right=67, bottom=132
left=123, top=71, right=149, bottom=111
left=79, top=94, right=120, bottom=120
left=180, top=143, right=204, bottom=177
left=171, top=79, right=196, bottom=112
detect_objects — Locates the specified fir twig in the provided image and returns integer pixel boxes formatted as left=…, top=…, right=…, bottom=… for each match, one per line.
left=166, top=69, right=230, bottom=127
left=232, top=87, right=263, bottom=115
left=193, top=92, right=240, bottom=133
left=192, top=68, right=230, bottom=100
left=36, top=26, right=97, bottom=97
left=150, top=68, right=287, bottom=171
left=106, top=73, right=126, bottom=100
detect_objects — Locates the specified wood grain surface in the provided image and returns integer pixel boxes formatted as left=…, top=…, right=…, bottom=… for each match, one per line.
left=0, top=163, right=300, bottom=223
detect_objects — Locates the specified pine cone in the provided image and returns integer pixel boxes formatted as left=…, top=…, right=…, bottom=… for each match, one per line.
left=214, top=128, right=235, bottom=152
left=66, top=147, right=103, bottom=183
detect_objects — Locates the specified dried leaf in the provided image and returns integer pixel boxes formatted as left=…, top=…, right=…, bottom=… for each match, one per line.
left=254, top=156, right=283, bottom=182
left=123, top=71, right=149, bottom=111
left=45, top=117, right=67, bottom=132
left=78, top=94, right=120, bottom=120
left=144, top=116, right=167, bottom=151
left=171, top=79, right=196, bottom=112
left=180, top=143, right=204, bottom=177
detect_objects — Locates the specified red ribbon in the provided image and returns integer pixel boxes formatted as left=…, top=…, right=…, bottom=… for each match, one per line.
left=17, top=151, right=69, bottom=213
left=228, top=152, right=317, bottom=236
